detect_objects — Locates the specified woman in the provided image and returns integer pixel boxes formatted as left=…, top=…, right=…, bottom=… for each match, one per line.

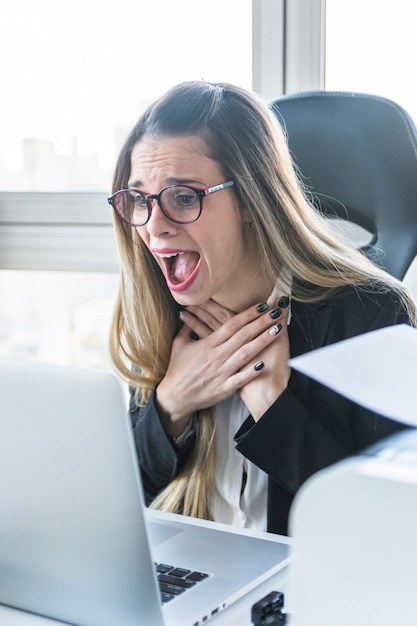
left=108, top=81, right=416, bottom=536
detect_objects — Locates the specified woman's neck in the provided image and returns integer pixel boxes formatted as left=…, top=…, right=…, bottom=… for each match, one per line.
left=215, top=274, right=276, bottom=313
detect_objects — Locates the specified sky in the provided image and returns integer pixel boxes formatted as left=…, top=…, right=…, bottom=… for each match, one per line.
left=325, top=0, right=417, bottom=119
left=0, top=0, right=252, bottom=173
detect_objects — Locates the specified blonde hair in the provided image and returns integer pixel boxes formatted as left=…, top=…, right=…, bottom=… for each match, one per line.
left=109, top=81, right=417, bottom=520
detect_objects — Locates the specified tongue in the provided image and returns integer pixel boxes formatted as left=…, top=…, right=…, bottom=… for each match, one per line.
left=171, top=252, right=200, bottom=283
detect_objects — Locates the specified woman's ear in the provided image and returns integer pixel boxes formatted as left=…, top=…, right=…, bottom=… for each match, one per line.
left=242, top=207, right=253, bottom=227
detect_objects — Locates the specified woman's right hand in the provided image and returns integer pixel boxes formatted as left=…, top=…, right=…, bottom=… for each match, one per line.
left=155, top=300, right=287, bottom=439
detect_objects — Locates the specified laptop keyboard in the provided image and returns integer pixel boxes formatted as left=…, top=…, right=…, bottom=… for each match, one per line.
left=155, top=562, right=209, bottom=604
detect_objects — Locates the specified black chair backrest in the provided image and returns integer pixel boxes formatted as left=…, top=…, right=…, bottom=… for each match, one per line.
left=271, top=91, right=417, bottom=280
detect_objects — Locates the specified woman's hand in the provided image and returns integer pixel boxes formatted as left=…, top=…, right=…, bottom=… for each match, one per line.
left=185, top=298, right=291, bottom=421
left=155, top=298, right=291, bottom=437
left=238, top=308, right=290, bottom=421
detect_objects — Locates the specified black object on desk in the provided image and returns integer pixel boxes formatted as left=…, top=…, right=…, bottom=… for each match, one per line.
left=251, top=591, right=288, bottom=625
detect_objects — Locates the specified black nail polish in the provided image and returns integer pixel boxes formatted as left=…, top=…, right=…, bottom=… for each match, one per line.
left=278, top=296, right=290, bottom=308
left=254, top=360, right=264, bottom=371
left=189, top=330, right=200, bottom=341
left=270, top=308, right=282, bottom=320
left=256, top=303, right=269, bottom=313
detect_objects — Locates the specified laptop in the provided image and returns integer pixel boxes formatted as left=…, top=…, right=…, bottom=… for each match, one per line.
left=0, top=358, right=290, bottom=626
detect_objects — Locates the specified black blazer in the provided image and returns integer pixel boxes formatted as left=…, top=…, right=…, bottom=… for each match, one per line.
left=131, top=286, right=410, bottom=536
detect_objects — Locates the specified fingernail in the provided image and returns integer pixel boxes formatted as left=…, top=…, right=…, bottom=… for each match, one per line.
left=256, top=303, right=269, bottom=313
left=269, top=323, right=282, bottom=336
left=278, top=296, right=290, bottom=308
left=270, top=308, right=282, bottom=320
left=178, top=310, right=188, bottom=322
left=189, top=330, right=199, bottom=341
left=254, top=360, right=264, bottom=371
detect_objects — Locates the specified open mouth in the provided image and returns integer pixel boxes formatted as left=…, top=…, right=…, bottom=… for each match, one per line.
left=158, top=251, right=201, bottom=286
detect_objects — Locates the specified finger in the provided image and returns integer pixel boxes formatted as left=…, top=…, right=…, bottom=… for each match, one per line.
left=200, top=299, right=236, bottom=322
left=215, top=302, right=289, bottom=353
left=231, top=324, right=290, bottom=390
left=212, top=322, right=283, bottom=386
left=224, top=354, right=270, bottom=393
left=178, top=309, right=212, bottom=340
left=186, top=299, right=235, bottom=330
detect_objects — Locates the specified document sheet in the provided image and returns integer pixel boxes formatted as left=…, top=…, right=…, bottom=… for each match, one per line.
left=289, top=324, right=417, bottom=427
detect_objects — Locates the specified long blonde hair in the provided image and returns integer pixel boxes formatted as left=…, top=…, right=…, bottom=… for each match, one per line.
left=109, top=81, right=417, bottom=520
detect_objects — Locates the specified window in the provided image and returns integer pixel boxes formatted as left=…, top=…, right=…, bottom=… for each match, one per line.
left=0, top=270, right=118, bottom=368
left=1, top=0, right=254, bottom=366
left=1, top=0, right=252, bottom=193
left=325, top=0, right=417, bottom=122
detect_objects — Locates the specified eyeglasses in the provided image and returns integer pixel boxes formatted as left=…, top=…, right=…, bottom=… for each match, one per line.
left=108, top=180, right=235, bottom=227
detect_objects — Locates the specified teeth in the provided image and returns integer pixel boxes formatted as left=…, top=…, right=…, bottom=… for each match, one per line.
left=156, top=251, right=184, bottom=259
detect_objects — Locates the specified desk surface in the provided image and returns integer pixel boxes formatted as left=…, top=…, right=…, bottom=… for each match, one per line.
left=0, top=568, right=291, bottom=626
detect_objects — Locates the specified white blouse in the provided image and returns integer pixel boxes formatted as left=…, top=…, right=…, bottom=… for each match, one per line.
left=210, top=275, right=292, bottom=531
left=210, top=393, right=269, bottom=530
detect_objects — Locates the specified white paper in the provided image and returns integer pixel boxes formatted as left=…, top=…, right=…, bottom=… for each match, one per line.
left=289, top=324, right=417, bottom=427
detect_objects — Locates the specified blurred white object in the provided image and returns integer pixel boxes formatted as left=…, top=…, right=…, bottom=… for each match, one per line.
left=289, top=323, right=417, bottom=427
left=289, top=429, right=417, bottom=626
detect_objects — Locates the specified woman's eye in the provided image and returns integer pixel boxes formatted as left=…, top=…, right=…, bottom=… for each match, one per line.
left=176, top=193, right=197, bottom=206
left=132, top=194, right=147, bottom=208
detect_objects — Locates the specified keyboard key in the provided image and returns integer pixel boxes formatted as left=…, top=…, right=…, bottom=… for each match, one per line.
left=169, top=567, right=191, bottom=577
left=155, top=563, right=174, bottom=573
left=186, top=571, right=209, bottom=582
left=158, top=574, right=196, bottom=588
left=155, top=562, right=209, bottom=604
left=159, top=582, right=186, bottom=596
left=160, top=592, right=175, bottom=603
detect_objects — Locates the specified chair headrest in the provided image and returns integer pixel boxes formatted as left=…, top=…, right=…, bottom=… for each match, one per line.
left=271, top=91, right=417, bottom=279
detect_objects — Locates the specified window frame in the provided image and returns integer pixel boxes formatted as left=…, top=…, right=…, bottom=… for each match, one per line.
left=0, top=192, right=118, bottom=272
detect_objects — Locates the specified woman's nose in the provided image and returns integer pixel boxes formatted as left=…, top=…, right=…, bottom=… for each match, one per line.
left=144, top=199, right=177, bottom=237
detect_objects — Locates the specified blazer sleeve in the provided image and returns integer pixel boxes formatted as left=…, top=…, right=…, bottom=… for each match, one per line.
left=130, top=390, right=196, bottom=504
left=234, top=288, right=411, bottom=495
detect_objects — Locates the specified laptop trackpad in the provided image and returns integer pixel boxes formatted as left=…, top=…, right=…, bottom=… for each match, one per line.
left=147, top=520, right=184, bottom=546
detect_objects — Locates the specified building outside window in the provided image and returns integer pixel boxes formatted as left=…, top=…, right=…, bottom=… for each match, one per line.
left=0, top=0, right=252, bottom=368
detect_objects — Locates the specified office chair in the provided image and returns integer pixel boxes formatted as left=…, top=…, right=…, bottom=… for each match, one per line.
left=271, top=91, right=417, bottom=280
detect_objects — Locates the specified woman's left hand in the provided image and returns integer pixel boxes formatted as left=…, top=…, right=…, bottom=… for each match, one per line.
left=181, top=298, right=291, bottom=421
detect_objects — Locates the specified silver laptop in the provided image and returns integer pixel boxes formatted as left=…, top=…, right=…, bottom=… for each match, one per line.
left=0, top=358, right=290, bottom=626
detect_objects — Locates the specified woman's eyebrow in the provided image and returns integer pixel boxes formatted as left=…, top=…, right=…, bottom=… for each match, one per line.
left=127, top=179, right=142, bottom=189
left=164, top=176, right=206, bottom=186
left=127, top=176, right=206, bottom=189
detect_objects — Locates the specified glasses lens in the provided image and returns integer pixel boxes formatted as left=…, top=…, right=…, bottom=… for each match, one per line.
left=160, top=186, right=201, bottom=223
left=115, top=190, right=148, bottom=226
